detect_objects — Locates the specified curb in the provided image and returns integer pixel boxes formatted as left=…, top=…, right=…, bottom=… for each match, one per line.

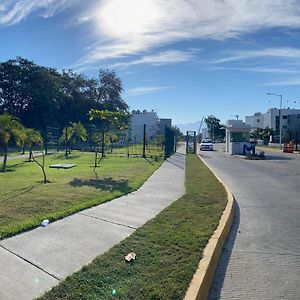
left=184, top=154, right=235, bottom=300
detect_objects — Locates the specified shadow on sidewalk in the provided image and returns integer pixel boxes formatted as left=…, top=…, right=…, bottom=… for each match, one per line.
left=208, top=200, right=240, bottom=300
left=166, top=157, right=185, bottom=169
left=69, top=177, right=131, bottom=193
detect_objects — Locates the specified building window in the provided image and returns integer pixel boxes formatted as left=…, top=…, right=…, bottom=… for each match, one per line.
left=283, top=125, right=287, bottom=129
left=282, top=115, right=288, bottom=119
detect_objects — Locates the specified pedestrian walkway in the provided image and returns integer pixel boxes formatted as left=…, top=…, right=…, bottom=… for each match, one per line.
left=0, top=149, right=185, bottom=300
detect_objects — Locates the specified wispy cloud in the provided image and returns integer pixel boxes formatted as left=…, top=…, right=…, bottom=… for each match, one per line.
left=74, top=0, right=300, bottom=69
left=125, top=86, right=171, bottom=96
left=0, top=0, right=74, bottom=25
left=212, top=47, right=300, bottom=64
left=260, top=79, right=300, bottom=86
left=110, top=49, right=199, bottom=69
left=209, top=66, right=300, bottom=74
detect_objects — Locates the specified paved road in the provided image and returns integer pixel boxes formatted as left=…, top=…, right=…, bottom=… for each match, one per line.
left=200, top=144, right=300, bottom=300
left=0, top=152, right=44, bottom=162
left=0, top=150, right=185, bottom=300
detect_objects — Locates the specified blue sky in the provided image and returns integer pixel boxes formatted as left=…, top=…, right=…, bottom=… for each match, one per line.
left=1, top=0, right=300, bottom=130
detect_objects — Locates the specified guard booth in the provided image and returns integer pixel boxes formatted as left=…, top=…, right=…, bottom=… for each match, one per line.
left=186, top=131, right=196, bottom=154
left=225, top=120, right=254, bottom=155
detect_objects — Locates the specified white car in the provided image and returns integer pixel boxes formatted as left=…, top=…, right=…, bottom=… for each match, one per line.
left=200, top=139, right=214, bottom=151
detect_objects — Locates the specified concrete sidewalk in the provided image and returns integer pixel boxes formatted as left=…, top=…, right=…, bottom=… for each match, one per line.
left=0, top=150, right=185, bottom=300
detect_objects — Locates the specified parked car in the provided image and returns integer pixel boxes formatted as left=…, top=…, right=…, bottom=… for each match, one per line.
left=200, top=139, right=214, bottom=151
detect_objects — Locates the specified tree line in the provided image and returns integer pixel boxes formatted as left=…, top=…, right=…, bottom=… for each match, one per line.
left=0, top=57, right=128, bottom=136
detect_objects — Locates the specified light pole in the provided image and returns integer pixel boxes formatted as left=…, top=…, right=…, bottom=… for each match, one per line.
left=267, top=93, right=282, bottom=145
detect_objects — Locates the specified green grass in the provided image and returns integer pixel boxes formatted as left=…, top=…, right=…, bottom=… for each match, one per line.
left=0, top=151, right=162, bottom=239
left=38, top=154, right=227, bottom=300
left=110, top=144, right=164, bottom=157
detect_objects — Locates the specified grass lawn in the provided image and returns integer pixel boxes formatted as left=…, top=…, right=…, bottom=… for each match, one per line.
left=38, top=154, right=227, bottom=300
left=0, top=151, right=162, bottom=239
left=111, top=144, right=164, bottom=157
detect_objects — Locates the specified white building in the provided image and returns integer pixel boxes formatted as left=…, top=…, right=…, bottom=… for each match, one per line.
left=129, top=110, right=172, bottom=143
left=245, top=112, right=265, bottom=129
left=245, top=108, right=300, bottom=143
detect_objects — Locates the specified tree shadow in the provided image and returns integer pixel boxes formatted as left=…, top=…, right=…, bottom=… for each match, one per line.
left=208, top=200, right=240, bottom=300
left=166, top=155, right=185, bottom=169
left=69, top=177, right=131, bottom=193
left=3, top=160, right=28, bottom=172
left=3, top=183, right=42, bottom=200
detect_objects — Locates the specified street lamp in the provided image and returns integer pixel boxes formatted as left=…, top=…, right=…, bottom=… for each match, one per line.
left=267, top=92, right=282, bottom=145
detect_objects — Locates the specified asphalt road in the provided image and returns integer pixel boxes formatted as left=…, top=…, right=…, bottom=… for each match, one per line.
left=199, top=144, right=300, bottom=300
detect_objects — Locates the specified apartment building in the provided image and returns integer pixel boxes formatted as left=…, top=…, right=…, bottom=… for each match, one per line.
left=128, top=110, right=172, bottom=143
left=245, top=108, right=300, bottom=142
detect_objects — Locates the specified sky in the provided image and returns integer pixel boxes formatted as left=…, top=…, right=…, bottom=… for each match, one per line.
left=1, top=0, right=300, bottom=131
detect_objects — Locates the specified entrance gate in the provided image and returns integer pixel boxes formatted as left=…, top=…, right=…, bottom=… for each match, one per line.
left=186, top=131, right=196, bottom=154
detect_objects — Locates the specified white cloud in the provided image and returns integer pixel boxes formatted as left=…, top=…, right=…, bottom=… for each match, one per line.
left=0, top=0, right=74, bottom=25
left=125, top=86, right=171, bottom=96
left=209, top=66, right=300, bottom=74
left=110, top=49, right=198, bottom=69
left=261, top=79, right=300, bottom=86
left=212, top=47, right=300, bottom=64
left=75, top=0, right=300, bottom=68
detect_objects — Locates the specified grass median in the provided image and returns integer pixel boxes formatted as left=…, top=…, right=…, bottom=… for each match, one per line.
left=38, top=154, right=227, bottom=300
left=0, top=151, right=162, bottom=239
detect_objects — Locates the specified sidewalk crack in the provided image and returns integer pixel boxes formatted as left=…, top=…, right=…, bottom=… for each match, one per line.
left=0, top=244, right=61, bottom=281
left=78, top=212, right=137, bottom=230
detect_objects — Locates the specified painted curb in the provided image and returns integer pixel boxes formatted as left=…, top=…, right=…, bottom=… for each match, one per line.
left=184, top=154, right=235, bottom=300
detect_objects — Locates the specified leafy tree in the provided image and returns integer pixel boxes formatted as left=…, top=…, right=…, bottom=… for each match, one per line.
left=0, top=58, right=62, bottom=132
left=250, top=127, right=273, bottom=143
left=205, top=115, right=225, bottom=140
left=0, top=113, right=24, bottom=172
left=59, top=70, right=99, bottom=126
left=98, top=69, right=128, bottom=112
left=0, top=57, right=34, bottom=117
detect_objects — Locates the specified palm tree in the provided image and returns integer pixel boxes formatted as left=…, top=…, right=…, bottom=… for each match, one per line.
left=0, top=114, right=24, bottom=172
left=60, top=122, right=87, bottom=156
left=25, top=128, right=43, bottom=161
left=106, top=132, right=118, bottom=153
left=69, top=122, right=87, bottom=146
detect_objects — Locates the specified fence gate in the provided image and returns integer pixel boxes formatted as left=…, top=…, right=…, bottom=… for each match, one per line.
left=186, top=131, right=196, bottom=154
left=164, top=126, right=175, bottom=159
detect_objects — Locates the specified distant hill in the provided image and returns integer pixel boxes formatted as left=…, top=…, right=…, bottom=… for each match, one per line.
left=175, top=121, right=203, bottom=134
